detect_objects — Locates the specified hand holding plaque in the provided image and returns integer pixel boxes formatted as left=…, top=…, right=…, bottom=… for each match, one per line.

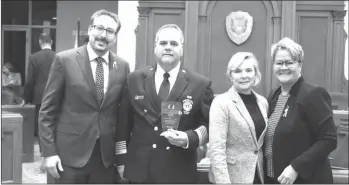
left=161, top=101, right=182, bottom=132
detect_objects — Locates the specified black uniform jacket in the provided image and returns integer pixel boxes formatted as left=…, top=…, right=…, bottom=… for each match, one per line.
left=115, top=64, right=214, bottom=183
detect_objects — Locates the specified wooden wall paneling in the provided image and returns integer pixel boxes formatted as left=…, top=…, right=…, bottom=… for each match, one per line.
left=296, top=11, right=333, bottom=90
left=135, top=1, right=185, bottom=70
left=332, top=10, right=347, bottom=92
left=197, top=1, right=280, bottom=96
left=147, top=8, right=185, bottom=67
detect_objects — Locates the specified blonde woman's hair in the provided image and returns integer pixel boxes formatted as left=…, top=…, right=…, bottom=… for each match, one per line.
left=226, top=52, right=262, bottom=86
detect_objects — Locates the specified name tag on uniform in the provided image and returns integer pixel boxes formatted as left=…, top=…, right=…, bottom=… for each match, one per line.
left=135, top=95, right=144, bottom=100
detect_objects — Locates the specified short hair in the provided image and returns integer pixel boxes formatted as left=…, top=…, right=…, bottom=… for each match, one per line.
left=3, top=62, right=16, bottom=72
left=39, top=33, right=52, bottom=44
left=226, top=52, right=262, bottom=86
left=154, top=24, right=184, bottom=45
left=90, top=9, right=121, bottom=34
left=271, top=37, right=304, bottom=63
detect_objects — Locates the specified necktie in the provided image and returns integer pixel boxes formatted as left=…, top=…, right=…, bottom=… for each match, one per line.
left=158, top=72, right=170, bottom=101
left=96, top=57, right=104, bottom=105
left=95, top=57, right=104, bottom=139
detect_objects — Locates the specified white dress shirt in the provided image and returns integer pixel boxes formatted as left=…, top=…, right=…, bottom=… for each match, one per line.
left=86, top=43, right=109, bottom=93
left=155, top=62, right=181, bottom=95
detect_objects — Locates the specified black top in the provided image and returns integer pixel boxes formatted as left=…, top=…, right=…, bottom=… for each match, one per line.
left=239, top=93, right=265, bottom=140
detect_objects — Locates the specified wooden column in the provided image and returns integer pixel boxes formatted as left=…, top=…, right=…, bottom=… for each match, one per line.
left=331, top=10, right=347, bottom=91
left=135, top=7, right=151, bottom=70
left=184, top=1, right=199, bottom=71
left=281, top=1, right=296, bottom=40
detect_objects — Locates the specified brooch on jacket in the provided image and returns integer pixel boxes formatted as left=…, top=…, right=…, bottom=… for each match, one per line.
left=283, top=105, right=289, bottom=117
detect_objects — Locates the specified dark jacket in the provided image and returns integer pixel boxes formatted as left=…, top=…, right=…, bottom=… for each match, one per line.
left=39, top=45, right=130, bottom=168
left=23, top=48, right=56, bottom=104
left=115, top=64, right=214, bottom=183
left=267, top=76, right=337, bottom=183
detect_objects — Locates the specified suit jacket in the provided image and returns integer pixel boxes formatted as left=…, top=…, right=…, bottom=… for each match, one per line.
left=267, top=76, right=337, bottom=183
left=208, top=86, right=268, bottom=184
left=39, top=45, right=130, bottom=168
left=23, top=48, right=56, bottom=105
left=115, top=64, right=214, bottom=183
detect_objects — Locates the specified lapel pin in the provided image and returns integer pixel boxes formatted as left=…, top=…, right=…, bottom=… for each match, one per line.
left=283, top=105, right=289, bottom=117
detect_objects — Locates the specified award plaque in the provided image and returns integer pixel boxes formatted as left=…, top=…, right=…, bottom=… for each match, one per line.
left=161, top=101, right=182, bottom=132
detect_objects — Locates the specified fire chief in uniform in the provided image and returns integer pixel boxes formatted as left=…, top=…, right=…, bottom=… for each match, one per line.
left=115, top=24, right=214, bottom=183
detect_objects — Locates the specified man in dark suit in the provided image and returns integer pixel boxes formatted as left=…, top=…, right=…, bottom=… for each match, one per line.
left=115, top=24, right=214, bottom=183
left=22, top=33, right=55, bottom=144
left=39, top=9, right=130, bottom=183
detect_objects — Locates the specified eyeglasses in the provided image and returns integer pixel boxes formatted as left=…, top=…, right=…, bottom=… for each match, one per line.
left=92, top=25, right=117, bottom=37
left=274, top=60, right=297, bottom=68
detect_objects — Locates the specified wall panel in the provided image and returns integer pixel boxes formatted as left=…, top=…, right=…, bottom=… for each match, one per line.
left=296, top=11, right=333, bottom=89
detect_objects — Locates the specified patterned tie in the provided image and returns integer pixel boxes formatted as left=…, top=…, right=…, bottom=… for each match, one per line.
left=95, top=57, right=104, bottom=139
left=158, top=72, right=170, bottom=101
left=96, top=57, right=104, bottom=105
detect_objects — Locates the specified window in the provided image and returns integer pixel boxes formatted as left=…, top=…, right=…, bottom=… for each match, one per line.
left=31, top=1, right=57, bottom=26
left=1, top=1, right=29, bottom=25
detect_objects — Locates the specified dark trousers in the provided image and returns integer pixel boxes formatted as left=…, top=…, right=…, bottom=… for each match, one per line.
left=253, top=169, right=262, bottom=184
left=265, top=176, right=280, bottom=184
left=35, top=104, right=41, bottom=152
left=53, top=140, right=114, bottom=184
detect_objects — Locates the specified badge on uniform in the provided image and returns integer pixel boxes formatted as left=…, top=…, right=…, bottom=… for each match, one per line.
left=182, top=97, right=193, bottom=115
left=135, top=95, right=144, bottom=100
left=113, top=61, right=117, bottom=69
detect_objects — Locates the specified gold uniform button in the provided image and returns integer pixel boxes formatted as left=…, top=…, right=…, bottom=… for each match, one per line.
left=152, top=144, right=157, bottom=148
left=166, top=146, right=170, bottom=150
left=154, top=126, right=158, bottom=131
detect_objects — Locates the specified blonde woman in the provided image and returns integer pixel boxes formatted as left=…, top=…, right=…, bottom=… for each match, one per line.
left=208, top=52, right=268, bottom=184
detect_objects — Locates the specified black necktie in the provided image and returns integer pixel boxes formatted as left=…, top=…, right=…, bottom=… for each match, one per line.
left=158, top=72, right=170, bottom=101
left=96, top=57, right=104, bottom=105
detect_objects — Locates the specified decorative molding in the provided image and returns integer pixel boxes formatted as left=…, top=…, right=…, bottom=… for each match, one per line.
left=134, top=23, right=140, bottom=34
left=198, top=15, right=207, bottom=21
left=138, top=7, right=151, bottom=17
left=200, top=0, right=280, bottom=17
left=138, top=1, right=185, bottom=9
left=332, top=10, right=347, bottom=21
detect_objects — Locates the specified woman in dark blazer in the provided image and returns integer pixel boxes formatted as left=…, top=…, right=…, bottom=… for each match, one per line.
left=264, top=37, right=337, bottom=184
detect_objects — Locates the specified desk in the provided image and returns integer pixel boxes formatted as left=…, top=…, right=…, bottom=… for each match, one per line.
left=1, top=112, right=23, bottom=183
left=2, top=104, right=35, bottom=162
